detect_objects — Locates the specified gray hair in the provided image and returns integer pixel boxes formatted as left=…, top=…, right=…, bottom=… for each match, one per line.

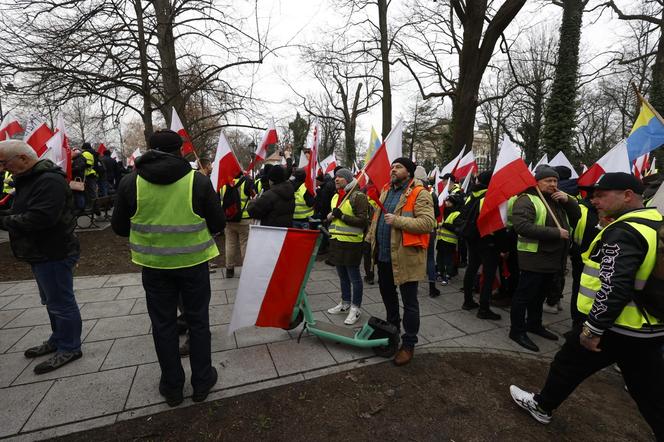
left=0, top=140, right=38, bottom=160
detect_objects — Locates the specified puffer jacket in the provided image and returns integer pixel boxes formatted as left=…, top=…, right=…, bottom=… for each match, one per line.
left=247, top=180, right=295, bottom=227
left=366, top=179, right=436, bottom=285
left=0, top=159, right=79, bottom=263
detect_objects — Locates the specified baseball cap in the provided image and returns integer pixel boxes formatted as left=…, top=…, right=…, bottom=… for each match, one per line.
left=585, top=172, right=645, bottom=194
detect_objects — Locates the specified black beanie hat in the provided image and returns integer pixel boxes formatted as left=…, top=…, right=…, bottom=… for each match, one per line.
left=391, top=157, right=417, bottom=177
left=149, top=129, right=183, bottom=153
left=268, top=165, right=287, bottom=184
left=477, top=170, right=492, bottom=186
left=553, top=165, right=572, bottom=180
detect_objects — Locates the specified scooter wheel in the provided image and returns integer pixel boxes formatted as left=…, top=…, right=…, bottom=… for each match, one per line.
left=372, top=333, right=399, bottom=358
left=283, top=308, right=304, bottom=330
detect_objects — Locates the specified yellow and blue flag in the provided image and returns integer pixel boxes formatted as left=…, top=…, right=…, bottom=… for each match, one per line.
left=364, top=126, right=382, bottom=164
left=626, top=100, right=664, bottom=162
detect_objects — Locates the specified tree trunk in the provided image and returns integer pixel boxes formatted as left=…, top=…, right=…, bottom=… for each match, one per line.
left=344, top=118, right=357, bottom=166
left=134, top=0, right=153, bottom=146
left=541, top=0, right=584, bottom=158
left=153, top=0, right=184, bottom=127
left=378, top=0, right=392, bottom=139
left=649, top=12, right=664, bottom=168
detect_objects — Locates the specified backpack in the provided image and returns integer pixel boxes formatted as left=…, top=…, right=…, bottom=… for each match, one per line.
left=453, top=194, right=482, bottom=241
left=222, top=177, right=248, bottom=222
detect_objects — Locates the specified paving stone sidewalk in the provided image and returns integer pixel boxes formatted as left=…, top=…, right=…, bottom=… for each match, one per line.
left=0, top=262, right=572, bottom=441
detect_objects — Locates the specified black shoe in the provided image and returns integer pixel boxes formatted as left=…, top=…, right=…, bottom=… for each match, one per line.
left=510, top=333, right=540, bottom=352
left=225, top=268, right=234, bottom=278
left=193, top=367, right=218, bottom=402
left=159, top=383, right=184, bottom=407
left=33, top=351, right=83, bottom=374
left=429, top=288, right=441, bottom=298
left=527, top=327, right=559, bottom=341
left=462, top=301, right=479, bottom=311
left=24, top=341, right=57, bottom=358
left=477, top=309, right=501, bottom=320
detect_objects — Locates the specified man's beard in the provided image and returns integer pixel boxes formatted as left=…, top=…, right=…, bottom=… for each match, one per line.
left=391, top=174, right=405, bottom=185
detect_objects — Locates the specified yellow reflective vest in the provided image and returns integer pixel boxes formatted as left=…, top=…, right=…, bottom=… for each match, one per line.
left=329, top=193, right=364, bottom=243
left=294, top=183, right=314, bottom=220
left=437, top=210, right=460, bottom=245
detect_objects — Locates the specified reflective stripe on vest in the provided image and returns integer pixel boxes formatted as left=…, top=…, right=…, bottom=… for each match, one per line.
left=577, top=208, right=664, bottom=334
left=294, top=183, right=314, bottom=219
left=573, top=204, right=589, bottom=246
left=516, top=194, right=547, bottom=253
left=329, top=193, right=363, bottom=243
left=2, top=171, right=12, bottom=194
left=235, top=178, right=251, bottom=219
left=129, top=170, right=219, bottom=269
left=401, top=185, right=430, bottom=249
left=437, top=210, right=460, bottom=245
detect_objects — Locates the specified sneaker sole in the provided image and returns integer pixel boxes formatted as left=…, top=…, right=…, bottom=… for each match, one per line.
left=510, top=389, right=551, bottom=424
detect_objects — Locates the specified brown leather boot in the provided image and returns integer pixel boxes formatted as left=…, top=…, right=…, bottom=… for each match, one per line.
left=393, top=346, right=414, bottom=366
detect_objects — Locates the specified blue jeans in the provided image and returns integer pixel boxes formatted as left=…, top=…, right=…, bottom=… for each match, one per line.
left=31, top=255, right=82, bottom=353
left=292, top=220, right=310, bottom=230
left=426, top=232, right=437, bottom=281
left=336, top=265, right=363, bottom=307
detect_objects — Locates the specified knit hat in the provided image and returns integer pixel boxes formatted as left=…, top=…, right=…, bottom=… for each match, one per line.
left=292, top=167, right=306, bottom=181
left=553, top=165, right=572, bottom=180
left=335, top=168, right=354, bottom=183
left=534, top=165, right=559, bottom=181
left=477, top=170, right=492, bottom=186
left=268, top=165, right=287, bottom=184
left=414, top=165, right=428, bottom=181
left=391, top=157, right=417, bottom=177
left=149, top=129, right=183, bottom=153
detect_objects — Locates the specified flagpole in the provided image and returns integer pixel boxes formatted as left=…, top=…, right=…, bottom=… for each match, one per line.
left=534, top=187, right=563, bottom=230
left=631, top=82, right=664, bottom=126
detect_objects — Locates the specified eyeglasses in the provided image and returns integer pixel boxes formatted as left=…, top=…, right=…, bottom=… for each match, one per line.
left=0, top=155, right=19, bottom=166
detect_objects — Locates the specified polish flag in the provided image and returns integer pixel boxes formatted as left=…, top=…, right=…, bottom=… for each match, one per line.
left=531, top=153, right=548, bottom=173
left=435, top=148, right=464, bottom=194
left=429, top=165, right=439, bottom=179
left=436, top=180, right=453, bottom=221
left=577, top=139, right=631, bottom=187
left=477, top=136, right=537, bottom=237
left=24, top=123, right=54, bottom=157
left=461, top=169, right=473, bottom=193
left=229, top=226, right=319, bottom=333
left=319, top=152, right=337, bottom=176
left=632, top=153, right=650, bottom=179
left=127, top=148, right=142, bottom=167
left=97, top=143, right=107, bottom=156
left=42, top=114, right=71, bottom=179
left=209, top=130, right=242, bottom=192
left=363, top=119, right=403, bottom=190
left=0, top=113, right=23, bottom=140
left=453, top=149, right=477, bottom=180
left=111, top=150, right=120, bottom=161
left=246, top=120, right=279, bottom=172
left=170, top=107, right=195, bottom=157
left=305, top=121, right=321, bottom=195
left=548, top=151, right=579, bottom=178
left=297, top=150, right=308, bottom=168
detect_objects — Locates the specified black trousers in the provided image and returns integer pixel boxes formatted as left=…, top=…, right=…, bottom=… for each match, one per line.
left=463, top=241, right=499, bottom=310
left=143, top=262, right=214, bottom=392
left=510, top=270, right=555, bottom=335
left=436, top=241, right=457, bottom=278
left=377, top=261, right=419, bottom=348
left=536, top=327, right=664, bottom=440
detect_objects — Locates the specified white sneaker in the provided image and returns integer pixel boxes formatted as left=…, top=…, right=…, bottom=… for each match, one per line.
left=542, top=303, right=559, bottom=314
left=327, top=303, right=350, bottom=314
left=344, top=306, right=361, bottom=325
left=509, top=385, right=552, bottom=424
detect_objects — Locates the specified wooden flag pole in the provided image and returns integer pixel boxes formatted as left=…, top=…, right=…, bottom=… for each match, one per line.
left=631, top=82, right=664, bottom=127
left=535, top=186, right=563, bottom=230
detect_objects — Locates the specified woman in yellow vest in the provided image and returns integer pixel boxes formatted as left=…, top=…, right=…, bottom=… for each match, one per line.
left=436, top=193, right=463, bottom=285
left=326, top=168, right=369, bottom=325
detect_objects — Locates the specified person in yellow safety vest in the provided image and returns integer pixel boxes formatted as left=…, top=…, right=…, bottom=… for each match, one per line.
left=436, top=193, right=463, bottom=285
left=326, top=168, right=369, bottom=326
left=80, top=143, right=99, bottom=212
left=222, top=171, right=255, bottom=278
left=366, top=157, right=436, bottom=366
left=569, top=196, right=600, bottom=327
left=111, top=129, right=226, bottom=407
left=510, top=173, right=664, bottom=440
left=290, top=168, right=315, bottom=229
left=508, top=165, right=580, bottom=353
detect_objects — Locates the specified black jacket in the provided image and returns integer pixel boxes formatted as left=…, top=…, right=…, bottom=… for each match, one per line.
left=247, top=180, right=295, bottom=227
left=100, top=155, right=118, bottom=185
left=0, top=160, right=80, bottom=263
left=111, top=150, right=225, bottom=237
left=315, top=177, right=336, bottom=219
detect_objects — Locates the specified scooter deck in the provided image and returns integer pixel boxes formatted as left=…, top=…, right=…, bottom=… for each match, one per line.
left=309, top=320, right=357, bottom=339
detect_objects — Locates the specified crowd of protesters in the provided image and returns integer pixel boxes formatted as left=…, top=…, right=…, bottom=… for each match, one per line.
left=1, top=131, right=663, bottom=439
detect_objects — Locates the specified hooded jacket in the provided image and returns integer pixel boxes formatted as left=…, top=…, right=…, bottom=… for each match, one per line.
left=111, top=150, right=225, bottom=237
left=247, top=180, right=295, bottom=227
left=0, top=159, right=80, bottom=263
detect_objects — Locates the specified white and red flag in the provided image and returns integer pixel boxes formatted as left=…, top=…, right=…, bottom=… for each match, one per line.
left=632, top=152, right=650, bottom=179
left=319, top=152, right=337, bottom=177
left=209, top=130, right=242, bottom=192
left=477, top=136, right=537, bottom=237
left=170, top=107, right=195, bottom=157
left=43, top=114, right=71, bottom=179
left=531, top=153, right=548, bottom=173
left=0, top=113, right=23, bottom=140
left=363, top=119, right=403, bottom=190
left=97, top=143, right=107, bottom=156
left=246, top=120, right=278, bottom=172
left=24, top=122, right=54, bottom=157
left=127, top=148, right=142, bottom=167
left=297, top=150, right=308, bottom=168
left=577, top=139, right=631, bottom=187
left=304, top=120, right=321, bottom=195
left=548, top=151, right=579, bottom=179
left=453, top=149, right=478, bottom=180
left=229, top=225, right=319, bottom=333
left=435, top=148, right=464, bottom=194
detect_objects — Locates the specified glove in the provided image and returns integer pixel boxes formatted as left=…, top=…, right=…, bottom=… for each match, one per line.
left=331, top=208, right=343, bottom=219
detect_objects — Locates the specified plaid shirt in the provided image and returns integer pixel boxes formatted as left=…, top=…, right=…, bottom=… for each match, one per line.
left=376, top=180, right=408, bottom=263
